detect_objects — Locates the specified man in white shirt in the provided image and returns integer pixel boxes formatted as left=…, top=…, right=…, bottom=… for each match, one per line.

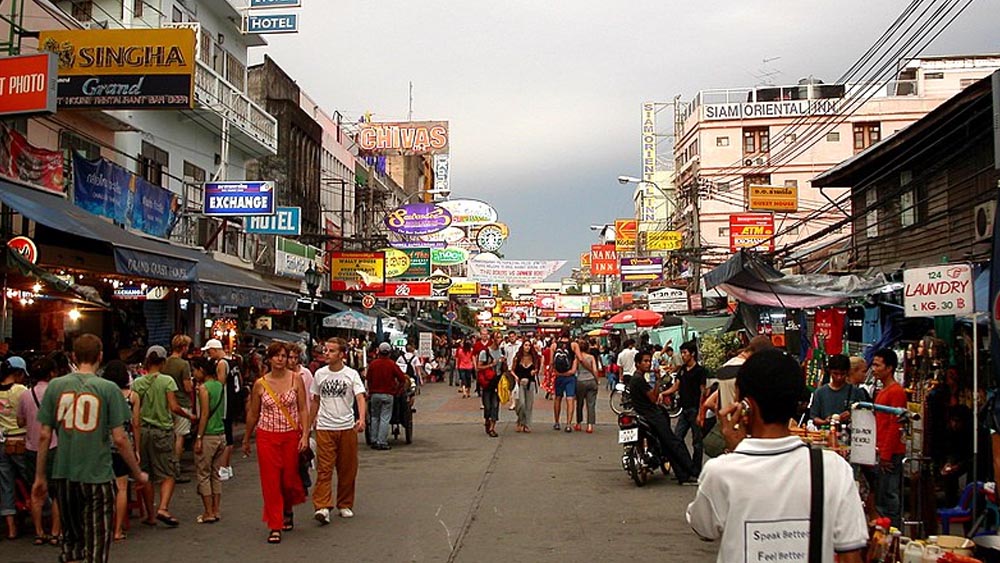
left=616, top=339, right=638, bottom=378
left=310, top=337, right=367, bottom=525
left=501, top=332, right=521, bottom=373
left=686, top=349, right=867, bottom=563
left=396, top=344, right=424, bottom=385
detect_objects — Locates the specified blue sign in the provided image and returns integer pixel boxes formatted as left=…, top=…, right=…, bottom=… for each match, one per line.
left=249, top=0, right=301, bottom=7
left=73, top=153, right=178, bottom=238
left=245, top=206, right=301, bottom=235
left=204, top=181, right=275, bottom=216
left=245, top=13, right=298, bottom=34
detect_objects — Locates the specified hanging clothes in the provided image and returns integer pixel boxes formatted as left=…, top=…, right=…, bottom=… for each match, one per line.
left=862, top=306, right=882, bottom=345
left=814, top=307, right=847, bottom=355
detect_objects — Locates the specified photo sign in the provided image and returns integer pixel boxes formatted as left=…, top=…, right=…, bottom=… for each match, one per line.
left=204, top=181, right=275, bottom=216
left=902, top=263, right=973, bottom=318
left=38, top=28, right=196, bottom=109
left=0, top=53, right=57, bottom=117
left=384, top=203, right=452, bottom=236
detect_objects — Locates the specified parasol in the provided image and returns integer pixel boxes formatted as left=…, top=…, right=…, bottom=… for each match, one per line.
left=604, top=308, right=663, bottom=328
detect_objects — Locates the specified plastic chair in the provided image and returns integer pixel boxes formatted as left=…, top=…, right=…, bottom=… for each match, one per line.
left=938, top=481, right=985, bottom=534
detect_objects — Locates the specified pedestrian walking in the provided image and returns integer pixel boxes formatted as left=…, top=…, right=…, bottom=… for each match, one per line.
left=243, top=342, right=310, bottom=544
left=455, top=340, right=475, bottom=399
left=477, top=335, right=503, bottom=437
left=192, top=357, right=226, bottom=524
left=686, top=349, right=868, bottom=562
left=204, top=339, right=237, bottom=482
left=512, top=341, right=540, bottom=433
left=99, top=360, right=139, bottom=543
left=550, top=331, right=577, bottom=432
left=0, top=355, right=28, bottom=539
left=17, top=357, right=61, bottom=545
left=574, top=340, right=599, bottom=434
left=131, top=345, right=196, bottom=527
left=160, top=335, right=193, bottom=484
left=32, top=334, right=148, bottom=563
left=616, top=339, right=639, bottom=381
left=365, top=342, right=410, bottom=450
left=871, top=348, right=906, bottom=529
left=310, top=337, right=367, bottom=525
left=671, top=341, right=708, bottom=474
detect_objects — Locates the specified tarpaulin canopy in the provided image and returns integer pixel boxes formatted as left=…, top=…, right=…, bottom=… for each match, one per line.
left=322, top=310, right=377, bottom=332
left=704, top=251, right=892, bottom=308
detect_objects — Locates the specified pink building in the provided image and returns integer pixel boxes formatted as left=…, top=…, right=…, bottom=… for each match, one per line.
left=673, top=54, right=1000, bottom=270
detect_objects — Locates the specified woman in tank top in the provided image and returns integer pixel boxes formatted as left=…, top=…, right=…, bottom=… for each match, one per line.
left=242, top=342, right=309, bottom=544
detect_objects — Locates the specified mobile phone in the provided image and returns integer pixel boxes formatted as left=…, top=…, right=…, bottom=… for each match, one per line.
left=740, top=400, right=752, bottom=420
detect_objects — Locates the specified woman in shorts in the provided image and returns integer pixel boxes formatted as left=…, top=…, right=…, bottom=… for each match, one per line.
left=102, top=360, right=140, bottom=542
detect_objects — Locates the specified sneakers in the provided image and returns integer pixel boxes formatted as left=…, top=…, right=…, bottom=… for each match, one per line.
left=314, top=508, right=330, bottom=525
left=338, top=508, right=354, bottom=519
left=217, top=466, right=233, bottom=481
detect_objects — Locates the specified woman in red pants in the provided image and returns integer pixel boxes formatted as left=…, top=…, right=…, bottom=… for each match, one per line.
left=242, top=342, right=310, bottom=544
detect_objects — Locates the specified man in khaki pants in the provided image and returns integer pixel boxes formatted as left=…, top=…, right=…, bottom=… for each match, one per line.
left=308, top=338, right=367, bottom=525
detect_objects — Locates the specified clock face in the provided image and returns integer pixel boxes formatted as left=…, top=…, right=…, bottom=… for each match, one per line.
left=476, top=225, right=505, bottom=252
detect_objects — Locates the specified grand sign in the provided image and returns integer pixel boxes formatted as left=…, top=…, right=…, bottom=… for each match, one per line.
left=384, top=203, right=452, bottom=236
left=703, top=98, right=840, bottom=121
left=38, top=28, right=196, bottom=109
left=358, top=121, right=449, bottom=155
left=0, top=53, right=57, bottom=117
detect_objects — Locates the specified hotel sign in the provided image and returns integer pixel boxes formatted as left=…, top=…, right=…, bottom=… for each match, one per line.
left=703, top=98, right=840, bottom=121
left=38, top=28, right=195, bottom=109
left=748, top=185, right=798, bottom=212
left=641, top=101, right=656, bottom=183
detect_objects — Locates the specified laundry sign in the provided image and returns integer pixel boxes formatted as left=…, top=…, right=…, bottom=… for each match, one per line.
left=902, top=263, right=973, bottom=318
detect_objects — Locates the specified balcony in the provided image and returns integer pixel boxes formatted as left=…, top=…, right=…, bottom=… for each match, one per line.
left=193, top=60, right=278, bottom=156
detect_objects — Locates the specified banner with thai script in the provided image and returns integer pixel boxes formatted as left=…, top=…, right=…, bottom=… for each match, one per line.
left=467, top=259, right=565, bottom=285
left=73, top=153, right=177, bottom=238
left=620, top=257, right=663, bottom=283
left=1, top=123, right=63, bottom=193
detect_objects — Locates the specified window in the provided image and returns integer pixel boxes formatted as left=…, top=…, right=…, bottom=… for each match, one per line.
left=718, top=227, right=729, bottom=238
left=743, top=174, right=770, bottom=204
left=140, top=141, right=169, bottom=187
left=225, top=51, right=245, bottom=91
left=900, top=191, right=916, bottom=228
left=60, top=130, right=101, bottom=160
left=716, top=136, right=729, bottom=147
left=183, top=161, right=206, bottom=209
left=826, top=131, right=840, bottom=142
left=133, top=0, right=143, bottom=18
left=199, top=29, right=212, bottom=66
left=172, top=6, right=183, bottom=22
left=865, top=189, right=878, bottom=238
left=784, top=133, right=797, bottom=144
left=743, top=127, right=769, bottom=155
left=784, top=179, right=798, bottom=188
left=853, top=122, right=880, bottom=152
left=925, top=72, right=944, bottom=80
left=71, top=1, right=93, bottom=21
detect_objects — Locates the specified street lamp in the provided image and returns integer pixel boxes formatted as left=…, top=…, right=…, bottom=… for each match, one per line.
left=304, top=265, right=323, bottom=347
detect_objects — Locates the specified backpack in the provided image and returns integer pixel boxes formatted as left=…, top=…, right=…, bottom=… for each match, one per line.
left=403, top=353, right=417, bottom=380
left=552, top=345, right=572, bottom=374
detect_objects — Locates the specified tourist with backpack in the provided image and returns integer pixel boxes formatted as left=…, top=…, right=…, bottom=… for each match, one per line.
left=477, top=334, right=504, bottom=437
left=550, top=331, right=578, bottom=432
left=396, top=344, right=423, bottom=388
left=204, top=339, right=238, bottom=482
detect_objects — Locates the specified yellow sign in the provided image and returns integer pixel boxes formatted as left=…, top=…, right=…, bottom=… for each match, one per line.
left=448, top=281, right=479, bottom=296
left=380, top=248, right=411, bottom=278
left=643, top=230, right=683, bottom=251
left=329, top=251, right=385, bottom=292
left=39, top=28, right=196, bottom=76
left=580, top=252, right=591, bottom=269
left=615, top=219, right=637, bottom=253
left=748, top=184, right=798, bottom=212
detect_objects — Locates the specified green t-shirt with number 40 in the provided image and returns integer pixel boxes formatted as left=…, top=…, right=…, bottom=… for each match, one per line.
left=37, top=372, right=130, bottom=484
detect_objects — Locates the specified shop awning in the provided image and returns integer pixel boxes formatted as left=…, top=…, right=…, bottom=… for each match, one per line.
left=243, top=329, right=310, bottom=345
left=3, top=247, right=109, bottom=308
left=183, top=252, right=298, bottom=310
left=0, top=181, right=197, bottom=283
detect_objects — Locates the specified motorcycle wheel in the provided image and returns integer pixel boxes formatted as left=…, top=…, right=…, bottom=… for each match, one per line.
left=666, top=403, right=683, bottom=419
left=610, top=390, right=624, bottom=415
left=625, top=445, right=647, bottom=487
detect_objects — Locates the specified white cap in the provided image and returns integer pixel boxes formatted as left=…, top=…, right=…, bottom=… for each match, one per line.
left=378, top=342, right=392, bottom=354
left=202, top=339, right=223, bottom=351
left=146, top=345, right=168, bottom=360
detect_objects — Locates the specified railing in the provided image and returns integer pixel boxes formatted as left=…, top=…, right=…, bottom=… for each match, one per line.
left=193, top=61, right=278, bottom=155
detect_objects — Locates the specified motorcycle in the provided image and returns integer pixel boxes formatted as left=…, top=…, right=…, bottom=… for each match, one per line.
left=610, top=375, right=683, bottom=418
left=616, top=383, right=672, bottom=487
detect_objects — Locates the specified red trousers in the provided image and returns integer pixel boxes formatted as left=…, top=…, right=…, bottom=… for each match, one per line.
left=255, top=429, right=305, bottom=531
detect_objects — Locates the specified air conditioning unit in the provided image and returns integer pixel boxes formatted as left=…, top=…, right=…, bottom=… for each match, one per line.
left=89, top=20, right=108, bottom=29
left=743, top=155, right=769, bottom=167
left=974, top=200, right=995, bottom=242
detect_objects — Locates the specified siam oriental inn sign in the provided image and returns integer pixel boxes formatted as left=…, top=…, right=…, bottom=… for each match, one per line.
left=703, top=98, right=841, bottom=121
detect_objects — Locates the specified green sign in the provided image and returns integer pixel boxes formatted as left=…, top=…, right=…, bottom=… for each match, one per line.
left=275, top=237, right=319, bottom=279
left=402, top=248, right=431, bottom=278
left=431, top=246, right=469, bottom=266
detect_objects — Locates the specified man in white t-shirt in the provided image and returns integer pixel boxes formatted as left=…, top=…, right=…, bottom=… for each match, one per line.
left=310, top=337, right=367, bottom=525
left=616, top=339, right=638, bottom=378
left=396, top=344, right=423, bottom=385
left=501, top=332, right=521, bottom=373
left=686, top=349, right=867, bottom=563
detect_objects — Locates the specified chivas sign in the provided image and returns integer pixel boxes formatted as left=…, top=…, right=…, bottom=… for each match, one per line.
left=358, top=121, right=449, bottom=156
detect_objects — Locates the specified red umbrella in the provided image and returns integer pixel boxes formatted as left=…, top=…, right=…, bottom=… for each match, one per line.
left=604, top=308, right=663, bottom=328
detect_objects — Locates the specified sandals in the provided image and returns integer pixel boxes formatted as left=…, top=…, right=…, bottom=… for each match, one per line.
left=196, top=515, right=219, bottom=524
left=156, top=511, right=180, bottom=527
left=523, top=426, right=531, bottom=433
left=113, top=533, right=127, bottom=542
left=282, top=513, right=294, bottom=531
left=33, top=535, right=49, bottom=546
left=268, top=530, right=282, bottom=544
left=564, top=426, right=573, bottom=433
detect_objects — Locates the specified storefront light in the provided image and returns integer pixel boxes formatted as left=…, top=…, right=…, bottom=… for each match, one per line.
left=68, top=308, right=82, bottom=321
left=32, top=283, right=42, bottom=293
left=204, top=318, right=214, bottom=329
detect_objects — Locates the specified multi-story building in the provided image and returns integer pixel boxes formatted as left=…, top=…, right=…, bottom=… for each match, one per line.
left=673, top=55, right=1000, bottom=271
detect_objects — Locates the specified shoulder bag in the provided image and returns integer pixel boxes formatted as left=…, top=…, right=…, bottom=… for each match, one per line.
left=808, top=446, right=824, bottom=563
left=260, top=378, right=314, bottom=466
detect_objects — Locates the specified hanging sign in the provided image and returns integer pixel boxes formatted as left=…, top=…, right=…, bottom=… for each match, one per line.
left=375, top=281, right=432, bottom=299
left=419, top=332, right=434, bottom=358
left=729, top=213, right=774, bottom=252
left=431, top=246, right=469, bottom=266
left=329, top=251, right=385, bottom=292
left=0, top=53, right=57, bottom=117
left=649, top=287, right=688, bottom=313
left=244, top=13, right=299, bottom=34
left=7, top=236, right=38, bottom=264
left=246, top=206, right=301, bottom=235
left=642, top=230, right=683, bottom=251
left=380, top=247, right=412, bottom=278
left=849, top=408, right=877, bottom=466
left=384, top=203, right=452, bottom=236
left=437, top=199, right=498, bottom=226
left=447, top=281, right=479, bottom=296
left=427, top=271, right=453, bottom=296
left=250, top=0, right=301, bottom=7
left=748, top=184, right=798, bottom=212
left=204, top=181, right=275, bottom=216
left=467, top=259, right=566, bottom=285
left=615, top=219, right=637, bottom=253
left=580, top=252, right=591, bottom=270
left=620, top=257, right=663, bottom=283
left=902, top=263, right=973, bottom=317
left=590, top=244, right=619, bottom=276
left=401, top=248, right=432, bottom=278
left=361, top=294, right=376, bottom=309
left=357, top=121, right=449, bottom=156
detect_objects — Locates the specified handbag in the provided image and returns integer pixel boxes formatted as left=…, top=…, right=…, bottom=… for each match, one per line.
left=260, top=379, right=313, bottom=467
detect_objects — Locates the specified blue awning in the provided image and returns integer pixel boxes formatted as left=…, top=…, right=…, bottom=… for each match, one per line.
left=0, top=180, right=197, bottom=283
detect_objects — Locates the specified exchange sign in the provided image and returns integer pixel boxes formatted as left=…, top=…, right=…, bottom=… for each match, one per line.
left=204, top=181, right=275, bottom=216
left=729, top=213, right=774, bottom=252
left=357, top=121, right=449, bottom=156
left=329, top=251, right=385, bottom=292
left=384, top=203, right=452, bottom=236
left=902, top=263, right=973, bottom=318
left=0, top=53, right=57, bottom=117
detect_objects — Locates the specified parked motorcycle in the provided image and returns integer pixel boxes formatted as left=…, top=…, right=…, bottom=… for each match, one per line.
left=616, top=383, right=672, bottom=487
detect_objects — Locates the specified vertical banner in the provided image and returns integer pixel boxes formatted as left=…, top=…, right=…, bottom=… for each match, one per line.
left=642, top=101, right=656, bottom=184
left=1, top=123, right=64, bottom=193
left=615, top=219, right=637, bottom=253
left=419, top=332, right=434, bottom=358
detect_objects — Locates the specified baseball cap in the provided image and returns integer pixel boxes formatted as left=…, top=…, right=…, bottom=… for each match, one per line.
left=5, top=356, right=26, bottom=371
left=202, top=339, right=223, bottom=351
left=146, top=345, right=168, bottom=360
left=378, top=342, right=392, bottom=354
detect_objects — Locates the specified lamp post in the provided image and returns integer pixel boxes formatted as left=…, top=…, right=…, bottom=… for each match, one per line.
left=304, top=265, right=322, bottom=348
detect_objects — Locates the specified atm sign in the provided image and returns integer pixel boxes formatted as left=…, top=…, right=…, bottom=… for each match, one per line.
left=729, top=213, right=774, bottom=252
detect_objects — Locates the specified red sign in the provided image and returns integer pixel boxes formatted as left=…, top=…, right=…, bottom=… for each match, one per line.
left=0, top=54, right=57, bottom=117
left=729, top=213, right=775, bottom=252
left=534, top=292, right=557, bottom=310
left=590, top=244, right=619, bottom=276
left=361, top=294, right=376, bottom=309
left=375, top=281, right=432, bottom=299
left=0, top=124, right=64, bottom=193
left=7, top=236, right=37, bottom=264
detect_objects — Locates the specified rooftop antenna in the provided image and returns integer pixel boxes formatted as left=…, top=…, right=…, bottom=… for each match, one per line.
left=408, top=81, right=413, bottom=121
left=752, top=56, right=782, bottom=86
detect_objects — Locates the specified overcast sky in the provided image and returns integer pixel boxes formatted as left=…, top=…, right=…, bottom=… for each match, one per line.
left=252, top=0, right=998, bottom=275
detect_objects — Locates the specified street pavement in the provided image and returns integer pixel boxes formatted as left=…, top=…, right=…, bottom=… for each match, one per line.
left=0, top=379, right=718, bottom=562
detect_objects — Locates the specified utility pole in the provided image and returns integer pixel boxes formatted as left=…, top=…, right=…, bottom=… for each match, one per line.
left=408, top=81, right=413, bottom=122
left=689, top=178, right=702, bottom=309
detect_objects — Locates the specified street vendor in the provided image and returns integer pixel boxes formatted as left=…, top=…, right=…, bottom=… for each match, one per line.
left=809, top=354, right=863, bottom=426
